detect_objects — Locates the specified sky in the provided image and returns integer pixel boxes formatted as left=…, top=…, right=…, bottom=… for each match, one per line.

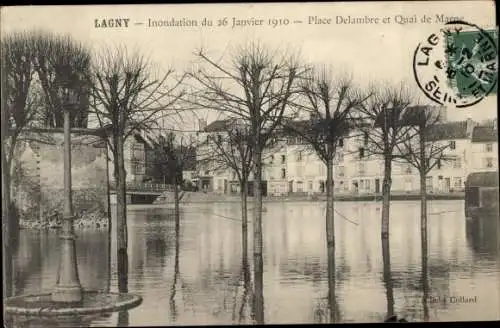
left=1, top=2, right=497, bottom=131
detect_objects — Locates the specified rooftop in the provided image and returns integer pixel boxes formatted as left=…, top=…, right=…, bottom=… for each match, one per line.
left=203, top=119, right=232, bottom=133
left=471, top=125, right=498, bottom=143
left=427, top=121, right=469, bottom=141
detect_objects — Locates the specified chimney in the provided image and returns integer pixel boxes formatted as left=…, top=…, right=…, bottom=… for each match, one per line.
left=466, top=116, right=475, bottom=137
left=198, top=119, right=207, bottom=132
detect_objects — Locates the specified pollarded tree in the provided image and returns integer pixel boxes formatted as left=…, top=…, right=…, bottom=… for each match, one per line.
left=189, top=41, right=307, bottom=324
left=394, top=105, right=450, bottom=261
left=354, top=82, right=417, bottom=241
left=89, top=45, right=185, bottom=293
left=31, top=31, right=92, bottom=128
left=354, top=82, right=417, bottom=319
left=197, top=118, right=254, bottom=261
left=283, top=67, right=369, bottom=323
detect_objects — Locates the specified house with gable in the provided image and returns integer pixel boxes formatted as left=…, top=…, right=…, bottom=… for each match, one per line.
left=470, top=123, right=498, bottom=173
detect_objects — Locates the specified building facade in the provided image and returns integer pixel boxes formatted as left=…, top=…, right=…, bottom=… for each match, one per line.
left=470, top=124, right=498, bottom=173
left=195, top=117, right=497, bottom=196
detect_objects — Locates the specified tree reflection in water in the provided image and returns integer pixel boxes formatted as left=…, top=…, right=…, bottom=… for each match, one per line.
left=382, top=237, right=395, bottom=320
left=230, top=245, right=252, bottom=324
left=421, top=223, right=430, bottom=322
left=169, top=208, right=181, bottom=323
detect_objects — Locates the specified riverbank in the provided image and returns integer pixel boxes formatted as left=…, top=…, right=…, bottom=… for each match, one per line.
left=154, top=191, right=465, bottom=204
left=19, top=212, right=109, bottom=230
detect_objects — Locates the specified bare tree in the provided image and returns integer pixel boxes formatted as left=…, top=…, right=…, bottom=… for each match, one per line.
left=283, top=67, right=369, bottom=323
left=152, top=132, right=196, bottom=222
left=1, top=32, right=40, bottom=253
left=355, top=82, right=417, bottom=320
left=394, top=106, right=450, bottom=239
left=189, top=41, right=306, bottom=324
left=198, top=118, right=254, bottom=259
left=89, top=46, right=185, bottom=293
left=31, top=31, right=92, bottom=128
left=354, top=82, right=417, bottom=241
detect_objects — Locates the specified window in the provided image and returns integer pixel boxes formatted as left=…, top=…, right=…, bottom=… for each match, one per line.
left=339, top=138, right=344, bottom=147
left=453, top=158, right=461, bottom=169
left=449, top=140, right=456, bottom=149
left=281, top=154, right=286, bottom=164
left=405, top=164, right=412, bottom=174
left=426, top=176, right=433, bottom=192
left=337, top=166, right=345, bottom=177
left=217, top=134, right=222, bottom=143
left=269, top=155, right=274, bottom=164
left=359, top=147, right=365, bottom=159
left=485, top=157, right=493, bottom=168
left=485, top=143, right=493, bottom=152
left=131, top=160, right=145, bottom=175
left=281, top=168, right=286, bottom=179
left=297, top=151, right=303, bottom=161
left=453, top=177, right=462, bottom=190
left=363, top=132, right=368, bottom=146
left=337, top=152, right=344, bottom=163
left=308, top=181, right=313, bottom=191
left=358, top=163, right=366, bottom=175
left=437, top=159, right=442, bottom=169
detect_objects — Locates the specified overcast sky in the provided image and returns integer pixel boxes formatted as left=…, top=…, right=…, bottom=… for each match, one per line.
left=1, top=2, right=497, bottom=131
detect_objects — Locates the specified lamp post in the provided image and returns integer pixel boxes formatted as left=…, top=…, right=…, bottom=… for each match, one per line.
left=51, top=86, right=83, bottom=304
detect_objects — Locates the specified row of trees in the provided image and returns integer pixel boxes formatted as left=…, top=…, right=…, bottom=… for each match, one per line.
left=2, top=30, right=450, bottom=321
left=1, top=31, right=186, bottom=296
left=190, top=46, right=451, bottom=322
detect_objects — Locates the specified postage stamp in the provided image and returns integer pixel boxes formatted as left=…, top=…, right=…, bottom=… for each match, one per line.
left=413, top=20, right=498, bottom=108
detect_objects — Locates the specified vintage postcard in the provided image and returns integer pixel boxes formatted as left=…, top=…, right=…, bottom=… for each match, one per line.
left=1, top=1, right=498, bottom=326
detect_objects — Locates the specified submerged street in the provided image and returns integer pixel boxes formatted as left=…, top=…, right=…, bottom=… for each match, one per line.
left=8, top=200, right=500, bottom=326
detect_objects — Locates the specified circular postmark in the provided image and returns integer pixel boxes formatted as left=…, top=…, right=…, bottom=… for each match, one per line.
left=413, top=20, right=498, bottom=108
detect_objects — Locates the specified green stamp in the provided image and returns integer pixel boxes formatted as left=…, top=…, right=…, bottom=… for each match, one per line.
left=413, top=20, right=498, bottom=108
left=445, top=26, right=498, bottom=99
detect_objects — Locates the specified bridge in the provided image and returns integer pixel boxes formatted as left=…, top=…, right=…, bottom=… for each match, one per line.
left=109, top=181, right=175, bottom=204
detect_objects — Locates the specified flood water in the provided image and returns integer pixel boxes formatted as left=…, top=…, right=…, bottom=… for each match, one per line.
left=7, top=201, right=500, bottom=325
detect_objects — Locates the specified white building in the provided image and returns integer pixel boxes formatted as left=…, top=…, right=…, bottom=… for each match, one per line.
left=196, top=116, right=493, bottom=196
left=470, top=124, right=498, bottom=173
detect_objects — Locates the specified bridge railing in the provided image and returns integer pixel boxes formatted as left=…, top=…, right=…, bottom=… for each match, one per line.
left=109, top=180, right=176, bottom=192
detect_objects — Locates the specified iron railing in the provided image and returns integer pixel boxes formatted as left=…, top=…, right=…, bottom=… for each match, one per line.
left=109, top=180, right=175, bottom=192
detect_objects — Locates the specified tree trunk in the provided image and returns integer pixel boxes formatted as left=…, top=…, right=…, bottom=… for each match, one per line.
left=105, top=144, right=112, bottom=293
left=1, top=144, right=13, bottom=299
left=381, top=154, right=392, bottom=240
left=252, top=148, right=264, bottom=325
left=6, top=137, right=19, bottom=248
left=325, top=158, right=337, bottom=322
left=419, top=128, right=427, bottom=237
left=382, top=237, right=394, bottom=319
left=115, top=136, right=128, bottom=294
left=420, top=171, right=427, bottom=236
left=241, top=179, right=249, bottom=263
left=170, top=207, right=181, bottom=322
left=174, top=175, right=180, bottom=227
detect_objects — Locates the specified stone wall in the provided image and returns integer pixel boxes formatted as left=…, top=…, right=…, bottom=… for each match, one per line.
left=11, top=130, right=109, bottom=229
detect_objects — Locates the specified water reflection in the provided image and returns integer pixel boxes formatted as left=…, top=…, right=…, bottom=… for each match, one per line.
left=6, top=201, right=500, bottom=325
left=466, top=215, right=500, bottom=260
